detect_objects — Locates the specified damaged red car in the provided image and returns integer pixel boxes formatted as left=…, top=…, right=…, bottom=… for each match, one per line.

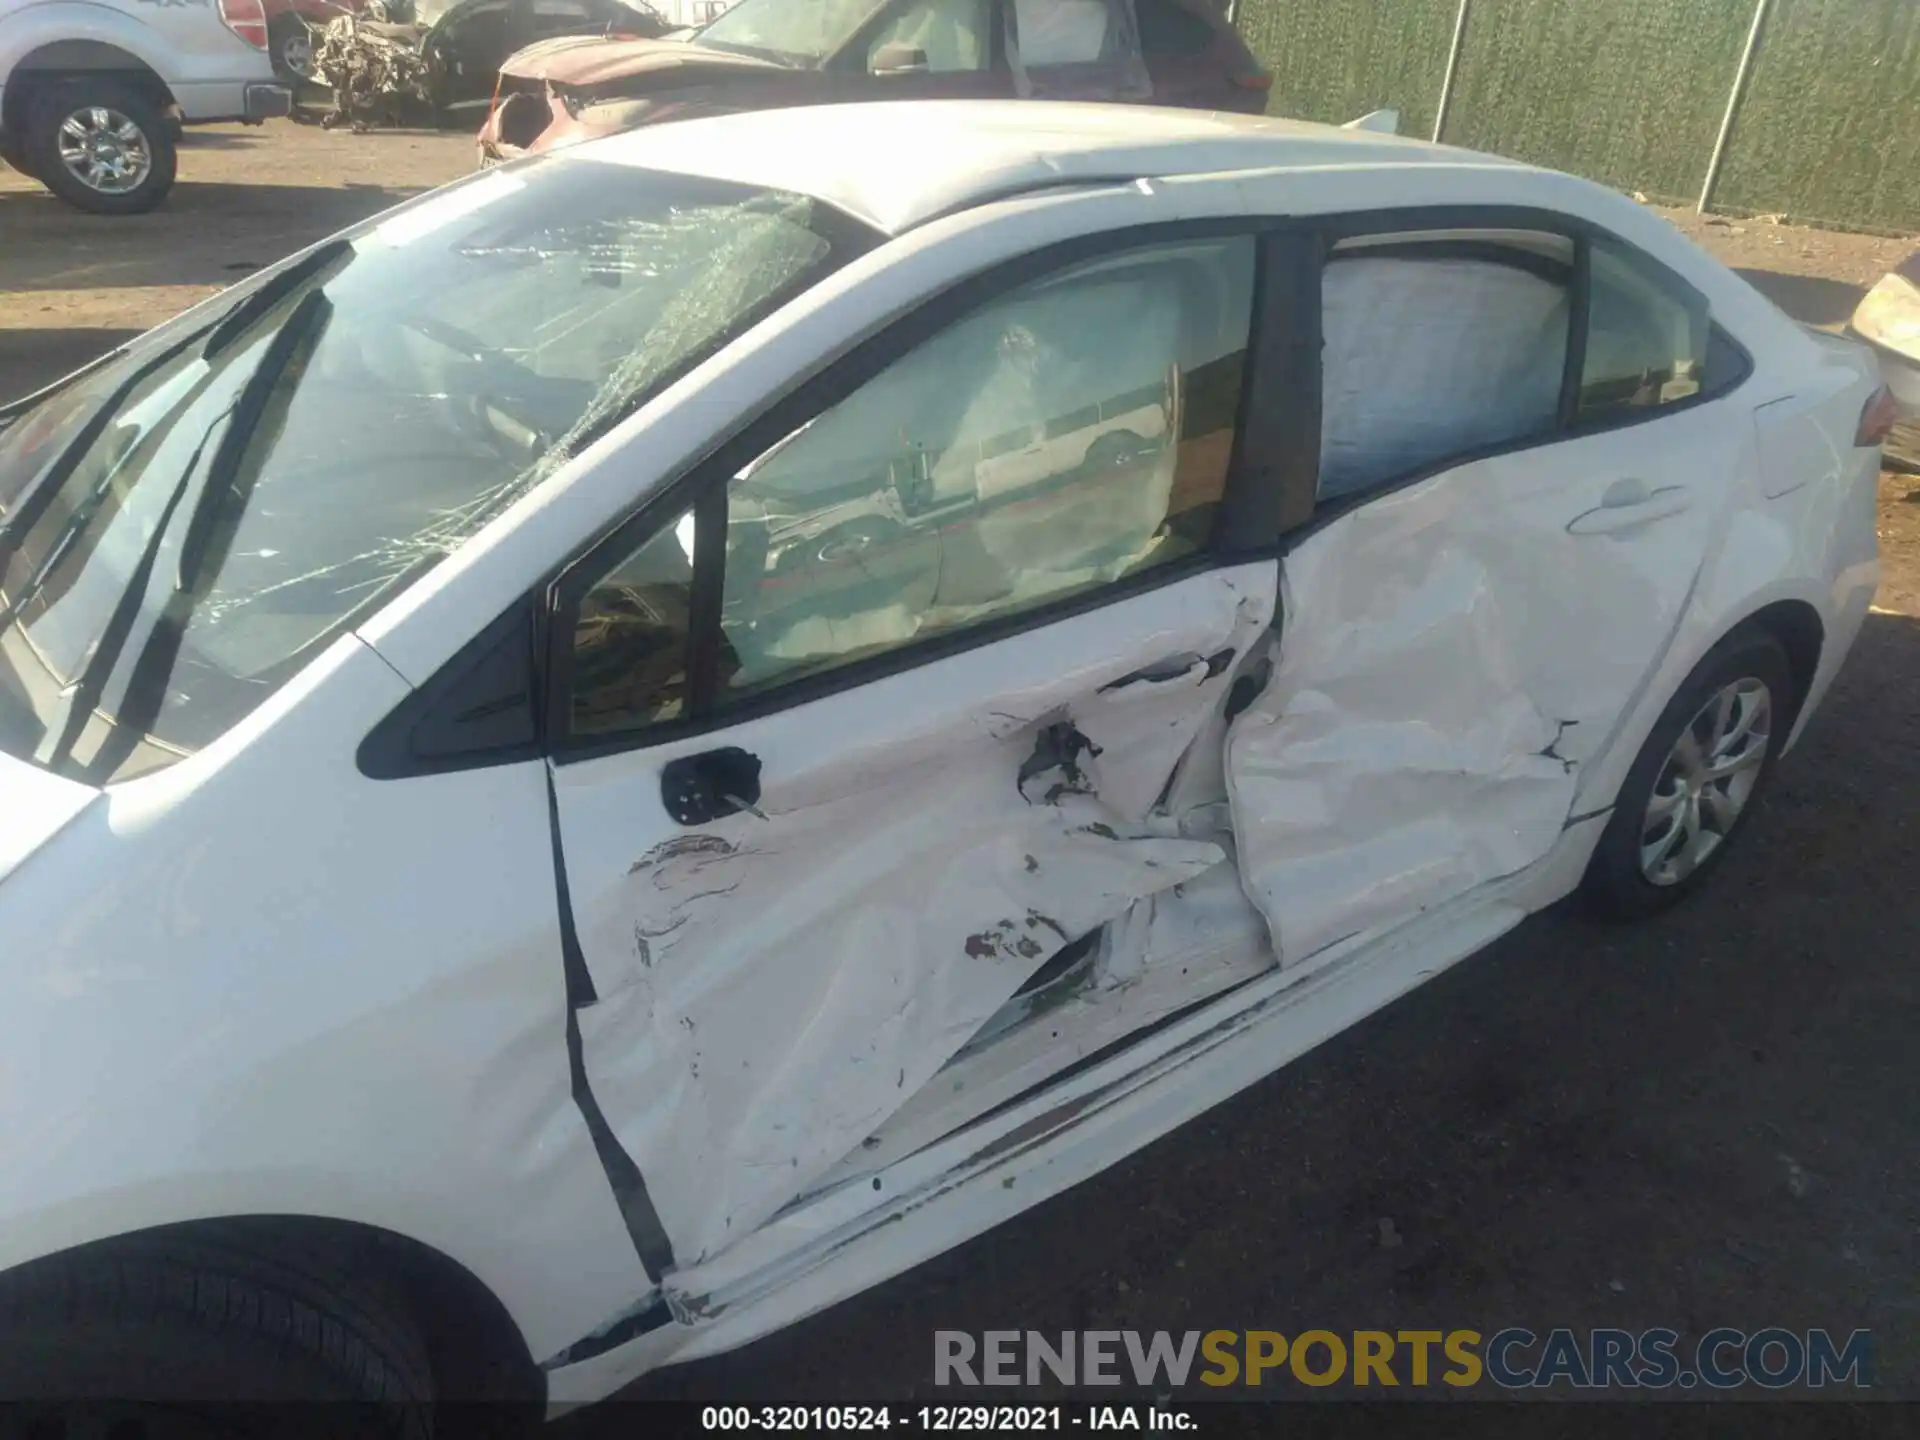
left=478, top=0, right=1272, bottom=164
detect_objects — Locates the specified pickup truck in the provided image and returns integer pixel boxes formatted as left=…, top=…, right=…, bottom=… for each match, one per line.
left=0, top=0, right=291, bottom=213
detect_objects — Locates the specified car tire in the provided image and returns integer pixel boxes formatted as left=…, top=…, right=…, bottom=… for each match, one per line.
left=1581, top=627, right=1797, bottom=920
left=25, top=78, right=177, bottom=215
left=0, top=1222, right=435, bottom=1431
left=0, top=134, right=36, bottom=181
left=271, top=13, right=319, bottom=83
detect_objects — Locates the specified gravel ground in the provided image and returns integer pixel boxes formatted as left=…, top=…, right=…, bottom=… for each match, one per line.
left=3, top=121, right=1917, bottom=1411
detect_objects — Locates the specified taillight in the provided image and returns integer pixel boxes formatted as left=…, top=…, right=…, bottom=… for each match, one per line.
left=1230, top=71, right=1274, bottom=91
left=1858, top=384, right=1900, bottom=447
left=218, top=0, right=271, bottom=50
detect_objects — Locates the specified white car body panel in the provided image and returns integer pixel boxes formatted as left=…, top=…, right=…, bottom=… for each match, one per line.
left=560, top=566, right=1273, bottom=1268
left=0, top=750, right=93, bottom=886
left=0, top=637, right=648, bottom=1361
left=550, top=812, right=1613, bottom=1405
left=0, top=103, right=1881, bottom=1410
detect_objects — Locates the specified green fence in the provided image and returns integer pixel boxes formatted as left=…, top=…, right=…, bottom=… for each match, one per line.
left=1235, top=0, right=1920, bottom=234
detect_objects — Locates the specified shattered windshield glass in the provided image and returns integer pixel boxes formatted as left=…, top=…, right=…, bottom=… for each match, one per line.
left=694, top=0, right=881, bottom=64
left=0, top=159, right=868, bottom=784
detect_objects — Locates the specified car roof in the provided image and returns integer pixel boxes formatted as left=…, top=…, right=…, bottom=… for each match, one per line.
left=563, top=100, right=1530, bottom=235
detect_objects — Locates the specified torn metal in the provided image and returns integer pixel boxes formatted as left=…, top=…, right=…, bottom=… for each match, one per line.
left=557, top=567, right=1275, bottom=1269
left=1225, top=499, right=1580, bottom=966
left=312, top=12, right=435, bottom=131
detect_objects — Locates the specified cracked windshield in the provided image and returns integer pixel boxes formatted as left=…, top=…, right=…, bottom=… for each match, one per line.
left=0, top=160, right=862, bottom=784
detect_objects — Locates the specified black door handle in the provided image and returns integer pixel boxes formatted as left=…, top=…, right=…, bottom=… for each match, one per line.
left=661, top=746, right=764, bottom=826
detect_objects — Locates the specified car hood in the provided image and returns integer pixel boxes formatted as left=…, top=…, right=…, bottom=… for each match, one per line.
left=500, top=34, right=786, bottom=86
left=0, top=751, right=94, bottom=889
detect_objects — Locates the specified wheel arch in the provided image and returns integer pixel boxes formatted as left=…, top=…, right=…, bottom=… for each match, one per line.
left=0, top=1214, right=544, bottom=1404
left=1739, top=596, right=1823, bottom=732
left=3, top=39, right=176, bottom=138
left=1571, top=578, right=1835, bottom=820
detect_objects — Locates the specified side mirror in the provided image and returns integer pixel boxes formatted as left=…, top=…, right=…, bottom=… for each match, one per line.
left=870, top=42, right=929, bottom=75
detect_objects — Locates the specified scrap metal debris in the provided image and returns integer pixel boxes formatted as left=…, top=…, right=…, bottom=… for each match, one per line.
left=312, top=10, right=434, bottom=131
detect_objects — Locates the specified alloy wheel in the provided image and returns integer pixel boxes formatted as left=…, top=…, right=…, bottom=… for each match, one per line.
left=281, top=25, right=317, bottom=79
left=1639, top=675, right=1772, bottom=886
left=54, top=106, right=152, bottom=196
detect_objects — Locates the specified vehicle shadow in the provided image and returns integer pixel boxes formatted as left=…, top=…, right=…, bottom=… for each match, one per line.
left=576, top=606, right=1920, bottom=1407
left=0, top=181, right=423, bottom=293
left=1733, top=267, right=1868, bottom=329
left=173, top=130, right=269, bottom=150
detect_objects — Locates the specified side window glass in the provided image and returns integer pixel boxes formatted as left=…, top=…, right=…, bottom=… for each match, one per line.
left=715, top=237, right=1254, bottom=705
left=868, top=0, right=991, bottom=71
left=1005, top=0, right=1150, bottom=98
left=570, top=509, right=696, bottom=736
left=1011, top=0, right=1109, bottom=62
left=1135, top=0, right=1214, bottom=56
left=1579, top=237, right=1711, bottom=420
left=1319, top=233, right=1572, bottom=501
left=561, top=239, right=1253, bottom=740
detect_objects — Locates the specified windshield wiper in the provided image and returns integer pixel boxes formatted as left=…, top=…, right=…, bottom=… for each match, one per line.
left=76, top=290, right=336, bottom=783
left=45, top=291, right=334, bottom=783
left=32, top=400, right=234, bottom=776
left=0, top=243, right=350, bottom=559
left=202, top=238, right=352, bottom=362
left=0, top=323, right=213, bottom=618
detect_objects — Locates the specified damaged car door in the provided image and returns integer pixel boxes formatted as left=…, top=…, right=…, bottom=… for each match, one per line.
left=1228, top=216, right=1752, bottom=964
left=545, top=232, right=1279, bottom=1273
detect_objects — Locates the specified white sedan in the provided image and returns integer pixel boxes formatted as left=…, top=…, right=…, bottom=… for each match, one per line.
left=0, top=101, right=1884, bottom=1413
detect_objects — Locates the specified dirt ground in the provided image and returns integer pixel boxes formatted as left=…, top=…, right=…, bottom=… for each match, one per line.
left=4, top=122, right=1919, bottom=1410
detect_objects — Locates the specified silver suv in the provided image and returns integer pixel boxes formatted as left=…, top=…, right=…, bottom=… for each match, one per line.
left=0, top=0, right=290, bottom=213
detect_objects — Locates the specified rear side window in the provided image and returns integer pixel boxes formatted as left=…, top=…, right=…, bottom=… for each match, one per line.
left=1579, top=236, right=1713, bottom=420
left=1311, top=222, right=1750, bottom=508
left=1318, top=233, right=1572, bottom=500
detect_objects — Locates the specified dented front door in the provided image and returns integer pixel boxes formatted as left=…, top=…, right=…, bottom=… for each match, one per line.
left=545, top=232, right=1272, bottom=1274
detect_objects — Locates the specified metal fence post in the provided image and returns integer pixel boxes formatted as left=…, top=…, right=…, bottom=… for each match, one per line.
left=1698, top=0, right=1774, bottom=213
left=1432, top=0, right=1472, bottom=143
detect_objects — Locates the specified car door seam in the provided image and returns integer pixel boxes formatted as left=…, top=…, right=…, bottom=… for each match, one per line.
left=544, top=763, right=679, bottom=1282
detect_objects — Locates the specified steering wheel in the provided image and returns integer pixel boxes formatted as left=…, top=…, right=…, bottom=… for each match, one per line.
left=392, top=310, right=552, bottom=454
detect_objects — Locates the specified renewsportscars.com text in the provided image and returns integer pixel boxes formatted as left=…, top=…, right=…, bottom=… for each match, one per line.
left=933, top=1328, right=1872, bottom=1390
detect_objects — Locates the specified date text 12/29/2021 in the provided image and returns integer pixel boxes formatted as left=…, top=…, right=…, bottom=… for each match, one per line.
left=701, top=1408, right=1190, bottom=1431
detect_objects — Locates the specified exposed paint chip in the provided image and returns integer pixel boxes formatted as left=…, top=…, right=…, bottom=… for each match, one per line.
left=1016, top=720, right=1103, bottom=806
left=628, top=833, right=734, bottom=879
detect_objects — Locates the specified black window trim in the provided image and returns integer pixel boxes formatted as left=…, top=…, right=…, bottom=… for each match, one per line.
left=1289, top=204, right=1756, bottom=547
left=357, top=202, right=1762, bottom=780
left=541, top=216, right=1302, bottom=766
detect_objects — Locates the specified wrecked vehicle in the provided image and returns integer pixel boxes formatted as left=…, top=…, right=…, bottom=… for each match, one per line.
left=1849, top=247, right=1920, bottom=469
left=0, top=102, right=1883, bottom=1417
left=263, top=0, right=369, bottom=82
left=478, top=0, right=1271, bottom=165
left=313, top=0, right=669, bottom=128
